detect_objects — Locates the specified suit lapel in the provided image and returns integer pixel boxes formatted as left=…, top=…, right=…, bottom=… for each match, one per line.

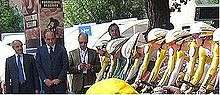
left=12, top=55, right=19, bottom=79
left=88, top=49, right=92, bottom=64
left=23, top=54, right=28, bottom=78
left=43, top=45, right=50, bottom=61
left=76, top=48, right=81, bottom=64
left=12, top=55, right=18, bottom=73
left=53, top=44, right=58, bottom=57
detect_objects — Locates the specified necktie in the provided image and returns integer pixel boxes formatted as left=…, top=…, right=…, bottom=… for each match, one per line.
left=50, top=46, right=53, bottom=59
left=50, top=46, right=53, bottom=53
left=17, top=55, right=25, bottom=83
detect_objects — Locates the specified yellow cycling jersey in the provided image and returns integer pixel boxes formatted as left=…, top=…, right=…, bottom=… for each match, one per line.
left=134, top=44, right=153, bottom=82
left=126, top=58, right=141, bottom=81
left=208, top=42, right=219, bottom=76
left=96, top=53, right=111, bottom=82
left=183, top=40, right=199, bottom=82
left=191, top=46, right=211, bottom=85
left=158, top=48, right=177, bottom=86
left=200, top=42, right=219, bottom=88
left=101, top=53, right=111, bottom=67
left=148, top=48, right=167, bottom=83
left=168, top=50, right=186, bottom=86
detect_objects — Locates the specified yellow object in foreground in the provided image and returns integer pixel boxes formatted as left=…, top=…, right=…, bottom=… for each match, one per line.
left=86, top=78, right=138, bottom=94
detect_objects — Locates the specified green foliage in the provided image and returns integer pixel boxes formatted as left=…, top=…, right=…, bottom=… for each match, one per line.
left=0, top=1, right=24, bottom=33
left=64, top=0, right=146, bottom=27
left=196, top=0, right=219, bottom=5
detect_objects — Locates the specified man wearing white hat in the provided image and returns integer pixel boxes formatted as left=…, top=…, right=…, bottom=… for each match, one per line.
left=156, top=29, right=180, bottom=87
left=197, top=28, right=219, bottom=94
left=151, top=29, right=192, bottom=94
left=132, top=28, right=169, bottom=91
left=213, top=28, right=220, bottom=94
left=184, top=22, right=216, bottom=93
left=152, top=28, right=193, bottom=94
left=119, top=33, right=140, bottom=80
left=166, top=29, right=192, bottom=87
left=95, top=40, right=110, bottom=82
left=106, top=37, right=128, bottom=78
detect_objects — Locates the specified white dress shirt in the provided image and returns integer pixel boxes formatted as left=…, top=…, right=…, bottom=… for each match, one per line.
left=80, top=48, right=88, bottom=64
left=46, top=44, right=55, bottom=53
left=78, top=48, right=88, bottom=74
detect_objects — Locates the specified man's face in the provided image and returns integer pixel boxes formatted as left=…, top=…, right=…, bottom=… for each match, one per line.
left=12, top=41, right=23, bottom=54
left=97, top=46, right=107, bottom=56
left=109, top=25, right=120, bottom=39
left=45, top=32, right=56, bottom=46
left=181, top=41, right=190, bottom=51
left=193, top=33, right=203, bottom=46
left=132, top=47, right=144, bottom=58
left=161, top=43, right=168, bottom=49
left=79, top=35, right=88, bottom=50
left=203, top=36, right=213, bottom=48
left=151, top=42, right=161, bottom=49
left=169, top=41, right=180, bottom=50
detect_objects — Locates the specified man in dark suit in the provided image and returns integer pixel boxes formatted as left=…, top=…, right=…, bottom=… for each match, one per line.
left=36, top=31, right=68, bottom=93
left=5, top=40, right=40, bottom=94
left=69, top=32, right=101, bottom=94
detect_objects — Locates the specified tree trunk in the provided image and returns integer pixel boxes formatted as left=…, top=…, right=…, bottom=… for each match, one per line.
left=145, top=0, right=173, bottom=31
left=0, top=32, right=1, bottom=41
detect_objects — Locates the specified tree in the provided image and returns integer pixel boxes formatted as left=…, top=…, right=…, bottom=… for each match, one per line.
left=64, top=0, right=147, bottom=27
left=145, top=0, right=172, bottom=31
left=0, top=0, right=24, bottom=33
left=64, top=0, right=112, bottom=27
left=195, top=0, right=219, bottom=5
left=144, top=0, right=219, bottom=34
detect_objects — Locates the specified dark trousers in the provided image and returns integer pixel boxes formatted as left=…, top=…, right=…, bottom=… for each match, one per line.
left=18, top=82, right=34, bottom=94
left=75, top=87, right=89, bottom=94
left=43, top=82, right=67, bottom=94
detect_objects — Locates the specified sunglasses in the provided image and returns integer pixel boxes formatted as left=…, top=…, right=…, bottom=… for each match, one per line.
left=192, top=33, right=213, bottom=40
left=199, top=36, right=213, bottom=40
left=79, top=42, right=88, bottom=44
left=217, top=41, right=220, bottom=45
left=96, top=45, right=106, bottom=50
left=192, top=33, right=199, bottom=39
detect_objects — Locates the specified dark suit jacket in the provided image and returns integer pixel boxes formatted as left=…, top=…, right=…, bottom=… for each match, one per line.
left=36, top=44, right=68, bottom=89
left=69, top=48, right=101, bottom=93
left=5, top=54, right=40, bottom=94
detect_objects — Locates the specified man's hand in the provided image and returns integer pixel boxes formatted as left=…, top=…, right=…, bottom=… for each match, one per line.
left=197, top=86, right=206, bottom=94
left=85, top=64, right=93, bottom=70
left=44, top=79, right=53, bottom=87
left=106, top=72, right=112, bottom=78
left=79, top=63, right=87, bottom=70
left=113, top=51, right=120, bottom=59
left=52, top=79, right=61, bottom=85
left=163, top=86, right=181, bottom=94
left=35, top=89, right=39, bottom=94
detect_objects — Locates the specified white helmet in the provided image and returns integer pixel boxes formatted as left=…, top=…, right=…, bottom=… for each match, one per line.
left=106, top=37, right=129, bottom=54
left=147, top=28, right=169, bottom=43
left=121, top=33, right=140, bottom=58
left=166, top=29, right=191, bottom=43
left=190, top=22, right=216, bottom=37
left=213, top=28, right=220, bottom=41
left=95, top=40, right=109, bottom=48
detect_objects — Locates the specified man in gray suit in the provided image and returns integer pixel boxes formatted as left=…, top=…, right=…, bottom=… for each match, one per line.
left=5, top=40, right=40, bottom=94
left=69, top=32, right=101, bottom=94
